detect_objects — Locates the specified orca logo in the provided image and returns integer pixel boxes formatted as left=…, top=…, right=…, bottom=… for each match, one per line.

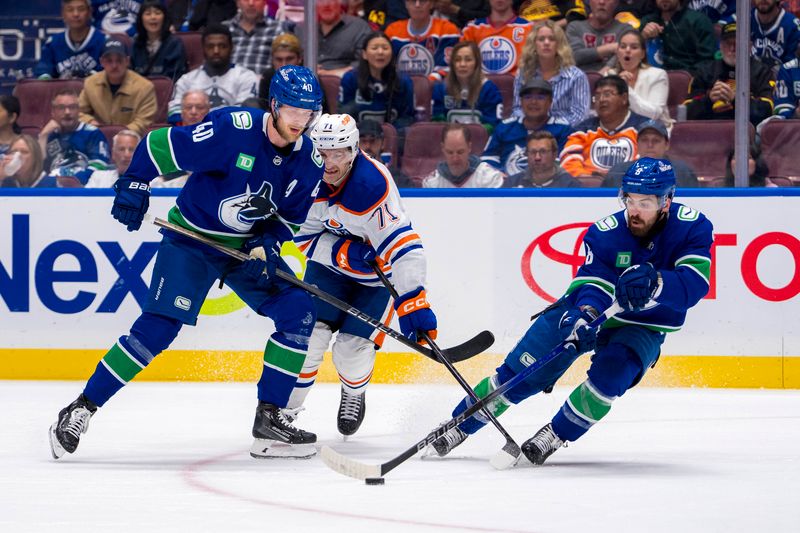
left=520, top=222, right=593, bottom=302
left=218, top=182, right=278, bottom=232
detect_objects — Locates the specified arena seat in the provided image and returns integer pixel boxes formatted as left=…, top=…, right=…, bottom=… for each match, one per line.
left=380, top=122, right=399, bottom=169
left=667, top=70, right=692, bottom=119
left=760, top=119, right=800, bottom=182
left=400, top=121, right=488, bottom=181
left=486, top=74, right=515, bottom=119
left=147, top=76, right=175, bottom=123
left=99, top=125, right=125, bottom=145
left=667, top=120, right=754, bottom=181
left=175, top=31, right=204, bottom=71
left=411, top=76, right=432, bottom=121
left=586, top=71, right=603, bottom=96
left=318, top=75, right=341, bottom=114
left=13, top=79, right=84, bottom=129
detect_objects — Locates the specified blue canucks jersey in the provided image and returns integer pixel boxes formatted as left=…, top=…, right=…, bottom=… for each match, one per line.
left=482, top=115, right=573, bottom=176
left=431, top=79, right=504, bottom=130
left=565, top=202, right=713, bottom=332
left=724, top=9, right=800, bottom=69
left=339, top=71, right=415, bottom=128
left=688, top=0, right=735, bottom=23
left=34, top=27, right=107, bottom=79
left=43, top=123, right=110, bottom=185
left=124, top=107, right=325, bottom=244
left=774, top=57, right=800, bottom=118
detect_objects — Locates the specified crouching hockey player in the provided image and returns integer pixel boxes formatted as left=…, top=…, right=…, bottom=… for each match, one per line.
left=429, top=157, right=713, bottom=465
left=290, top=113, right=437, bottom=437
left=49, top=65, right=327, bottom=460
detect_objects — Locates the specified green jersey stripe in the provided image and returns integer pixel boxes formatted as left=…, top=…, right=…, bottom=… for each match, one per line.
left=146, top=128, right=179, bottom=176
left=167, top=206, right=250, bottom=248
left=566, top=277, right=615, bottom=298
left=605, top=316, right=681, bottom=332
left=675, top=255, right=711, bottom=282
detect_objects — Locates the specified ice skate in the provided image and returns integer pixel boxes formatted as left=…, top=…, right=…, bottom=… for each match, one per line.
left=337, top=388, right=365, bottom=437
left=428, top=426, right=468, bottom=457
left=521, top=423, right=565, bottom=465
left=49, top=394, right=98, bottom=459
left=250, top=402, right=316, bottom=459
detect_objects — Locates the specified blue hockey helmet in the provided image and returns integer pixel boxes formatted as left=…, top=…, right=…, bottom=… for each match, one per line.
left=620, top=157, right=676, bottom=205
left=269, top=65, right=323, bottom=120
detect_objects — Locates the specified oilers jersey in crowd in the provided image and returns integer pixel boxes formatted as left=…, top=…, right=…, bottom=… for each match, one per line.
left=295, top=151, right=426, bottom=296
left=124, top=107, right=325, bottom=244
left=34, top=27, right=107, bottom=79
left=483, top=115, right=573, bottom=175
left=431, top=79, right=504, bottom=129
left=723, top=9, right=800, bottom=68
left=385, top=17, right=460, bottom=80
left=43, top=122, right=110, bottom=185
left=565, top=202, right=713, bottom=332
left=461, top=17, right=533, bottom=75
left=774, top=57, right=800, bottom=118
left=560, top=111, right=648, bottom=177
left=92, top=0, right=143, bottom=37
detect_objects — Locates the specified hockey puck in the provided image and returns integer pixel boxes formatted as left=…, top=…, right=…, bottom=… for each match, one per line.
left=364, top=477, right=385, bottom=485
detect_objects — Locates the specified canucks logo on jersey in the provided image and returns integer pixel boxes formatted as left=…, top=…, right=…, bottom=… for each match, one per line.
left=219, top=182, right=278, bottom=232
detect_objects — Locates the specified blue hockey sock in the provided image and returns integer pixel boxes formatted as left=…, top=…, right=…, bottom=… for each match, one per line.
left=454, top=375, right=511, bottom=435
left=257, top=331, right=310, bottom=407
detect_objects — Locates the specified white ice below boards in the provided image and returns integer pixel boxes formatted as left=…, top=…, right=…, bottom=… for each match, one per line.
left=4, top=381, right=799, bottom=532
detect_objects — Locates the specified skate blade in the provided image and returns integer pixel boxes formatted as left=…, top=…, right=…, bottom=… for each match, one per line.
left=249, top=439, right=316, bottom=459
left=48, top=423, right=67, bottom=460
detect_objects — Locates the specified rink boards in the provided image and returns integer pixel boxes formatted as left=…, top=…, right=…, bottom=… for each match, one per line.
left=1, top=189, right=798, bottom=388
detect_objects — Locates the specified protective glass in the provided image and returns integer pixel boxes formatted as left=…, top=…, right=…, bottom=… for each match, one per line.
left=275, top=103, right=320, bottom=128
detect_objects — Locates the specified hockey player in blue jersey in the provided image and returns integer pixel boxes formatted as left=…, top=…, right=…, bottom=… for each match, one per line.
left=430, top=157, right=713, bottom=465
left=49, top=65, right=327, bottom=460
left=291, top=113, right=437, bottom=437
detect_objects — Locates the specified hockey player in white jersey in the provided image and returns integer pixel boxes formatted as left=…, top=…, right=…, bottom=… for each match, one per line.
left=292, top=114, right=438, bottom=436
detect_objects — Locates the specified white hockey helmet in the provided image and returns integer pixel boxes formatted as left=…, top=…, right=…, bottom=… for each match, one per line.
left=310, top=113, right=360, bottom=155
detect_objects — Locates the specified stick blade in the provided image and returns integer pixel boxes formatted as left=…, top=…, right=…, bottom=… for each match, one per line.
left=489, top=442, right=522, bottom=470
left=320, top=446, right=382, bottom=481
left=439, top=330, right=495, bottom=363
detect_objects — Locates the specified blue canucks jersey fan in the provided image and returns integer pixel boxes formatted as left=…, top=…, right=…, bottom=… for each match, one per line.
left=721, top=0, right=800, bottom=69
left=429, top=157, right=714, bottom=466
left=49, top=66, right=329, bottom=461
left=35, top=0, right=108, bottom=79
left=774, top=56, right=800, bottom=118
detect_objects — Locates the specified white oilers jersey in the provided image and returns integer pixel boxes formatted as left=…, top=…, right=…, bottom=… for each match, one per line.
left=295, top=151, right=426, bottom=295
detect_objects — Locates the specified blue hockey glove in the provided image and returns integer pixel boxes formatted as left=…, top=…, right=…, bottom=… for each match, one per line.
left=111, top=178, right=151, bottom=231
left=394, top=287, right=438, bottom=343
left=243, top=234, right=281, bottom=289
left=331, top=238, right=378, bottom=274
left=616, top=263, right=660, bottom=312
left=558, top=307, right=598, bottom=355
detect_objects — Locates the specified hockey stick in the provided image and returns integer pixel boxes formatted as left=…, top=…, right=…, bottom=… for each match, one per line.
left=320, top=302, right=623, bottom=480
left=370, top=263, right=521, bottom=469
left=144, top=214, right=493, bottom=363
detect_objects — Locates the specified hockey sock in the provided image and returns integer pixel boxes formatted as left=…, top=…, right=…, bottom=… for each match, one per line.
left=551, top=379, right=617, bottom=442
left=258, top=331, right=310, bottom=407
left=455, top=375, right=511, bottom=434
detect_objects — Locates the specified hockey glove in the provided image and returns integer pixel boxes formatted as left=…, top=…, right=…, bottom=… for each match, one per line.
left=243, top=234, right=281, bottom=289
left=558, top=307, right=598, bottom=355
left=394, top=287, right=438, bottom=343
left=111, top=178, right=151, bottom=231
left=331, top=238, right=379, bottom=274
left=616, top=263, right=660, bottom=312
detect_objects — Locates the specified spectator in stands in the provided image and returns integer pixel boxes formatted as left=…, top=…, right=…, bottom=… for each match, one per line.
left=603, top=119, right=698, bottom=187
left=687, top=0, right=734, bottom=23
left=85, top=129, right=142, bottom=187
left=721, top=0, right=800, bottom=71
left=684, top=22, right=774, bottom=126
left=358, top=119, right=414, bottom=186
left=178, top=90, right=212, bottom=126
left=604, top=29, right=672, bottom=125
left=132, top=0, right=188, bottom=81
left=484, top=77, right=572, bottom=176
left=434, top=0, right=491, bottom=28
left=615, top=0, right=652, bottom=22
left=39, top=88, right=111, bottom=186
left=384, top=0, right=460, bottom=80
left=92, top=0, right=145, bottom=37
left=225, top=0, right=289, bottom=76
left=640, top=0, right=716, bottom=71
left=431, top=41, right=503, bottom=130
left=295, top=0, right=373, bottom=78
left=422, top=123, right=505, bottom=187
left=0, top=96, right=22, bottom=156
left=567, top=0, right=631, bottom=73
left=363, top=0, right=409, bottom=30
left=169, top=0, right=238, bottom=32
left=560, top=75, right=648, bottom=181
left=518, top=0, right=586, bottom=27
left=461, top=0, right=533, bottom=76
left=168, top=25, right=258, bottom=123
left=257, top=34, right=304, bottom=108
left=774, top=53, right=800, bottom=118
left=79, top=40, right=158, bottom=135
left=504, top=130, right=581, bottom=187
left=0, top=135, right=53, bottom=188
left=35, top=0, right=107, bottom=80
left=513, top=20, right=590, bottom=126
left=339, top=32, right=415, bottom=130
left=724, top=144, right=777, bottom=187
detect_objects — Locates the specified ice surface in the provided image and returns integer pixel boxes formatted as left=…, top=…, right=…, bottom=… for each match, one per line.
left=2, top=381, right=799, bottom=533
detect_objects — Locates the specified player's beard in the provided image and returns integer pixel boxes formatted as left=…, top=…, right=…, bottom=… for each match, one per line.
left=275, top=115, right=304, bottom=144
left=628, top=214, right=652, bottom=237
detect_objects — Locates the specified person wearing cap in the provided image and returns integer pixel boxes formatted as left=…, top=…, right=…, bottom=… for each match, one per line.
left=483, top=76, right=573, bottom=176
left=34, top=0, right=107, bottom=80
left=603, top=119, right=698, bottom=188
left=718, top=0, right=800, bottom=71
left=79, top=39, right=157, bottom=136
left=640, top=0, right=715, bottom=71
left=684, top=21, right=773, bottom=126
left=504, top=130, right=581, bottom=188
left=224, top=0, right=291, bottom=75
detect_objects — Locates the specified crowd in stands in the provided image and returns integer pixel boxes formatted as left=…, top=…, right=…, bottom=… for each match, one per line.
left=5, top=0, right=800, bottom=189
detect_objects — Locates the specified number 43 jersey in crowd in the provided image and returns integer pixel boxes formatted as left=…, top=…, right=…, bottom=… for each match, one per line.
left=124, top=107, right=325, bottom=245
